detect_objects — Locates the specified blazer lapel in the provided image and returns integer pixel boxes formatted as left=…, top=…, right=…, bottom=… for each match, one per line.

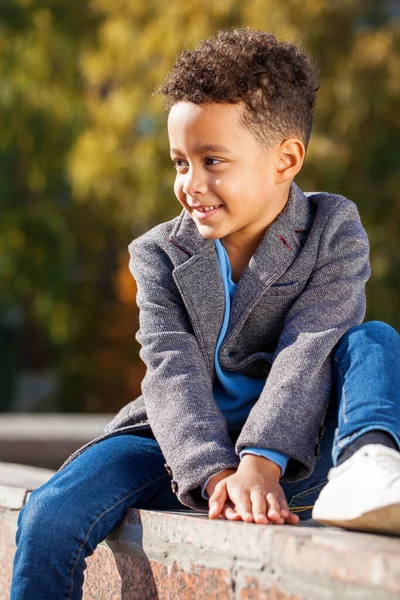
left=167, top=181, right=314, bottom=363
left=228, top=182, right=314, bottom=335
left=168, top=215, right=225, bottom=373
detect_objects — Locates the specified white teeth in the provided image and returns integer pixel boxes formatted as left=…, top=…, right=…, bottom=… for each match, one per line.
left=201, top=205, right=219, bottom=212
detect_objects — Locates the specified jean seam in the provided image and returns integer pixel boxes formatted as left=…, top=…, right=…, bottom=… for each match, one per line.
left=290, top=505, right=315, bottom=513
left=336, top=429, right=361, bottom=448
left=66, top=473, right=170, bottom=600
left=288, top=480, right=327, bottom=507
left=334, top=355, right=349, bottom=424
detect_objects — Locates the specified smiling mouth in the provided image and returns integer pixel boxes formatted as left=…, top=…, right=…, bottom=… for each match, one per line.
left=192, top=205, right=223, bottom=219
left=194, top=204, right=222, bottom=212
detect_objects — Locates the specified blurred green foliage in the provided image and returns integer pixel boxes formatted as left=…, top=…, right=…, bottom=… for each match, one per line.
left=0, top=0, right=399, bottom=411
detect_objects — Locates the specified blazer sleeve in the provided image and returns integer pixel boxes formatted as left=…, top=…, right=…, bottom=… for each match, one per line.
left=129, top=236, right=239, bottom=510
left=235, top=199, right=371, bottom=482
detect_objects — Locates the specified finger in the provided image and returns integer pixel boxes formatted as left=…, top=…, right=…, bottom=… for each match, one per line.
left=249, top=489, right=269, bottom=524
left=208, top=481, right=228, bottom=519
left=276, top=495, right=299, bottom=524
left=221, top=502, right=242, bottom=521
left=284, top=511, right=300, bottom=525
left=266, top=492, right=285, bottom=524
left=277, top=494, right=291, bottom=517
left=234, top=491, right=254, bottom=523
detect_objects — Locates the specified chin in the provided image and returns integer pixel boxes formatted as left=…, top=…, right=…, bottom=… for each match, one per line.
left=196, top=227, right=222, bottom=241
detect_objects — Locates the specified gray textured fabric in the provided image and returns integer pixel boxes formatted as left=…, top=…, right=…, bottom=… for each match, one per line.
left=105, top=182, right=371, bottom=510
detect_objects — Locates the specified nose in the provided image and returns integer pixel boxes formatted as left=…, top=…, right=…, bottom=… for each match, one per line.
left=182, top=167, right=208, bottom=197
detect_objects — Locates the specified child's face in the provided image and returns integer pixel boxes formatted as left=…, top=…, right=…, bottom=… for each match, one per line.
left=167, top=101, right=295, bottom=247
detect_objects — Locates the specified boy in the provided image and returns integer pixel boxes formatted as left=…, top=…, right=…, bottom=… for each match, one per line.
left=11, top=28, right=400, bottom=599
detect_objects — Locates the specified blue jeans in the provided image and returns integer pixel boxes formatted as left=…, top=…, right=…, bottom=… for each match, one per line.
left=11, top=321, right=400, bottom=600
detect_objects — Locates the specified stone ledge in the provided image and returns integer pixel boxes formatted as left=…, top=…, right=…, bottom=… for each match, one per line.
left=0, top=462, right=56, bottom=509
left=96, top=509, right=400, bottom=599
left=0, top=413, right=113, bottom=469
left=1, top=462, right=400, bottom=599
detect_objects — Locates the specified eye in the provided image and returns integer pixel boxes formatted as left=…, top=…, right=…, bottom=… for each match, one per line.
left=205, top=157, right=222, bottom=166
left=172, top=159, right=188, bottom=171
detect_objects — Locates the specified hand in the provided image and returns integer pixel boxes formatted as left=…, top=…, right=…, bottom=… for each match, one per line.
left=208, top=454, right=299, bottom=525
left=206, top=468, right=237, bottom=497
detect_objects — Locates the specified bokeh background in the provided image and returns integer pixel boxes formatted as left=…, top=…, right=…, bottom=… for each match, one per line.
left=1, top=0, right=399, bottom=416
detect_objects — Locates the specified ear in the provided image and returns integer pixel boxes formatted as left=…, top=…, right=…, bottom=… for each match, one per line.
left=275, top=138, right=305, bottom=183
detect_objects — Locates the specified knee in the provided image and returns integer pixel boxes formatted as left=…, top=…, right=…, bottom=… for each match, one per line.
left=17, top=484, right=70, bottom=544
left=335, top=320, right=400, bottom=355
left=350, top=320, right=399, bottom=344
left=360, top=320, right=399, bottom=340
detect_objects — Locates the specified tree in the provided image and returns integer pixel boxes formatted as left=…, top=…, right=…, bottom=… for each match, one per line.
left=70, top=0, right=400, bottom=328
left=1, top=0, right=398, bottom=412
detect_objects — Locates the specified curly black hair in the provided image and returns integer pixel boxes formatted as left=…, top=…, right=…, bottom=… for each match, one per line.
left=157, top=28, right=318, bottom=149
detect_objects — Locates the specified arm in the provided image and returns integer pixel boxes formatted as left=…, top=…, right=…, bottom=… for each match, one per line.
left=239, top=448, right=289, bottom=474
left=202, top=449, right=288, bottom=499
left=129, top=237, right=239, bottom=509
left=236, top=200, right=371, bottom=480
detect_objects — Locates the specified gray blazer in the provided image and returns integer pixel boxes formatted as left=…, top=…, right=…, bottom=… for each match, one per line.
left=105, top=182, right=370, bottom=511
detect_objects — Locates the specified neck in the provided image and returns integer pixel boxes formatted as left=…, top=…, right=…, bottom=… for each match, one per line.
left=221, top=183, right=291, bottom=255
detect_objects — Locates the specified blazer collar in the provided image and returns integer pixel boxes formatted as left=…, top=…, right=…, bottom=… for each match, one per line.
left=168, top=182, right=315, bottom=349
left=168, top=181, right=314, bottom=257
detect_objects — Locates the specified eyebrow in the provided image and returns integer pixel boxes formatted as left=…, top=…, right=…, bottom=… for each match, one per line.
left=170, top=144, right=232, bottom=155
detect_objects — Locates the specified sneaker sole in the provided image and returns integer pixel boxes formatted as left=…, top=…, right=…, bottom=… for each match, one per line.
left=314, top=502, right=400, bottom=536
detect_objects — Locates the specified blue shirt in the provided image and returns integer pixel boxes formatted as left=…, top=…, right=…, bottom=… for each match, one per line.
left=201, top=240, right=289, bottom=498
left=213, top=240, right=267, bottom=424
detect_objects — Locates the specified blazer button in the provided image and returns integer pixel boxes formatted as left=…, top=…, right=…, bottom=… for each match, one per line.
left=170, top=480, right=178, bottom=494
left=164, top=463, right=173, bottom=477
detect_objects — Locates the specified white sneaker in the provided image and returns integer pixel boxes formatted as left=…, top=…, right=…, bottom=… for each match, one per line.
left=312, top=444, right=400, bottom=535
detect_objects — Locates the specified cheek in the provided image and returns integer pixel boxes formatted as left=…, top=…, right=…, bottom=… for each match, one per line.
left=214, top=177, right=241, bottom=205
left=214, top=177, right=233, bottom=199
left=173, top=178, right=184, bottom=202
